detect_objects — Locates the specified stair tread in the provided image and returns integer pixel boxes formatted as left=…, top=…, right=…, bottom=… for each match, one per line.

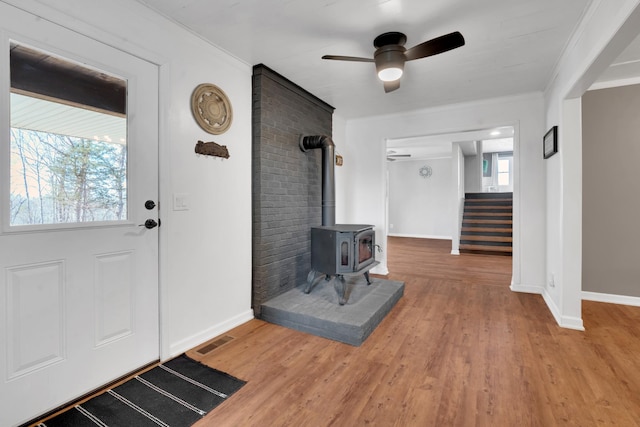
left=464, top=206, right=513, bottom=210
left=460, top=235, right=513, bottom=243
left=465, top=201, right=513, bottom=206
left=464, top=213, right=512, bottom=217
left=465, top=193, right=513, bottom=200
left=465, top=198, right=513, bottom=201
left=463, top=219, right=513, bottom=224
left=461, top=230, right=513, bottom=235
left=464, top=219, right=512, bottom=223
left=464, top=211, right=512, bottom=215
left=462, top=227, right=513, bottom=233
left=464, top=217, right=512, bottom=221
left=460, top=244, right=513, bottom=253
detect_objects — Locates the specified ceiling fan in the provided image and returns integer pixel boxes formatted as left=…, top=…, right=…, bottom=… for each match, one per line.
left=386, top=150, right=411, bottom=161
left=322, top=31, right=465, bottom=93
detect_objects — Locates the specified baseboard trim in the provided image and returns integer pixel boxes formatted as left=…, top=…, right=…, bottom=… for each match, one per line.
left=582, top=291, right=640, bottom=307
left=541, top=288, right=562, bottom=326
left=167, top=309, right=254, bottom=359
left=511, top=283, right=584, bottom=331
left=541, top=288, right=584, bottom=331
left=558, top=314, right=585, bottom=331
left=371, top=264, right=389, bottom=275
left=510, top=282, right=543, bottom=294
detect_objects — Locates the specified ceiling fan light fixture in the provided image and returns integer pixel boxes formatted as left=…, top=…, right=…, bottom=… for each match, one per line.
left=322, top=30, right=464, bottom=93
left=378, top=66, right=403, bottom=82
left=375, top=46, right=405, bottom=82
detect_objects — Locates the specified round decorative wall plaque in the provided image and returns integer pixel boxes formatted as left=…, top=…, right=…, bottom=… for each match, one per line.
left=419, top=165, right=432, bottom=179
left=191, top=83, right=233, bottom=134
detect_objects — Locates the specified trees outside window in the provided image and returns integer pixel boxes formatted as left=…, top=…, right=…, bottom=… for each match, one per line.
left=10, top=128, right=127, bottom=226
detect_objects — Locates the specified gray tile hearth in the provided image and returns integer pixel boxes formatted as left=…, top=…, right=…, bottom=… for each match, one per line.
left=260, top=275, right=404, bottom=346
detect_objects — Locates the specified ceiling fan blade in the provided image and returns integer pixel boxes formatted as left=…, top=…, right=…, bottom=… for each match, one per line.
left=384, top=79, right=401, bottom=93
left=387, top=154, right=411, bottom=157
left=405, top=31, right=465, bottom=61
left=322, top=55, right=374, bottom=62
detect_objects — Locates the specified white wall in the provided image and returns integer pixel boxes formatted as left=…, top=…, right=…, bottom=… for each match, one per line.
left=543, top=0, right=640, bottom=330
left=464, top=141, right=483, bottom=193
left=333, top=113, right=349, bottom=223
left=388, top=158, right=453, bottom=239
left=451, top=143, right=465, bottom=255
left=1, top=0, right=254, bottom=357
left=336, top=93, right=545, bottom=287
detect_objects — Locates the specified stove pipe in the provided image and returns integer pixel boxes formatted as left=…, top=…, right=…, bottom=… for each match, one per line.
left=300, top=135, right=335, bottom=226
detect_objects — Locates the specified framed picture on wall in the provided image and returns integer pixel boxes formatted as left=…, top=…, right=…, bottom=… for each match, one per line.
left=482, top=153, right=493, bottom=177
left=543, top=126, right=558, bottom=159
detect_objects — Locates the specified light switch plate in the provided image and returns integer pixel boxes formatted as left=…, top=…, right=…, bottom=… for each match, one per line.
left=173, top=193, right=189, bottom=211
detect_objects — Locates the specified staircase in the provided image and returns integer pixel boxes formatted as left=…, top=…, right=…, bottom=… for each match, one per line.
left=460, top=192, right=512, bottom=255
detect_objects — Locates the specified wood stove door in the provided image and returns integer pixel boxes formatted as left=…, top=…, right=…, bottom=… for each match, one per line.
left=354, top=230, right=375, bottom=271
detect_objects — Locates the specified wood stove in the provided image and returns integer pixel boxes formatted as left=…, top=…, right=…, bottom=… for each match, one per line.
left=305, top=224, right=379, bottom=304
left=310, top=224, right=376, bottom=274
left=300, top=134, right=380, bottom=305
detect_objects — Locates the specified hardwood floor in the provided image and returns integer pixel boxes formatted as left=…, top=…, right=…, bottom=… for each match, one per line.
left=189, top=237, right=640, bottom=426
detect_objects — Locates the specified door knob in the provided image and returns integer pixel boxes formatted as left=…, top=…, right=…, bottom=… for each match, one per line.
left=144, top=200, right=156, bottom=210
left=139, top=219, right=159, bottom=229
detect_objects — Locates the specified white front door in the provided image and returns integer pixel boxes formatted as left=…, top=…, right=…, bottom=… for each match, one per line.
left=0, top=4, right=160, bottom=426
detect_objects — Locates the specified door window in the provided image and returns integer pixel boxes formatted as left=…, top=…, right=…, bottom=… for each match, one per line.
left=9, top=43, right=127, bottom=227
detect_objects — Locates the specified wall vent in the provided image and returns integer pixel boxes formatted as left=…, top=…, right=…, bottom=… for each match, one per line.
left=196, top=335, right=234, bottom=355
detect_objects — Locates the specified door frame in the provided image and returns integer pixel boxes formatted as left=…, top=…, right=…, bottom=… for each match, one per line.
left=383, top=122, right=520, bottom=283
left=0, top=4, right=171, bottom=424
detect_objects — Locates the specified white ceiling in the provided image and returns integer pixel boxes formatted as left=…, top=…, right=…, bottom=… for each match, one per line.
left=593, top=31, right=640, bottom=88
left=136, top=0, right=602, bottom=119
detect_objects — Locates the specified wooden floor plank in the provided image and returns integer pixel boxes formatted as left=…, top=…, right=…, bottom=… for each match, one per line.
left=190, top=237, right=640, bottom=426
left=32, top=236, right=640, bottom=426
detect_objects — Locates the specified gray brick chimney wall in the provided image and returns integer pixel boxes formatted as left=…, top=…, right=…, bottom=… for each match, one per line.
left=252, top=65, right=334, bottom=316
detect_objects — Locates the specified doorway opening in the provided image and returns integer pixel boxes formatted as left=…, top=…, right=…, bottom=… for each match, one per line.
left=481, top=137, right=514, bottom=193
left=384, top=125, right=516, bottom=268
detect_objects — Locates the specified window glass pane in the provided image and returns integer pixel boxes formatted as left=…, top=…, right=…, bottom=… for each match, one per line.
left=498, top=158, right=509, bottom=173
left=9, top=43, right=127, bottom=226
left=498, top=172, right=509, bottom=186
left=497, top=159, right=510, bottom=186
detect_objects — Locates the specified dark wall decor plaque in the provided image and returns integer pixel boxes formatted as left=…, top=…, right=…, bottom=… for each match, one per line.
left=191, top=83, right=233, bottom=134
left=543, top=126, right=558, bottom=159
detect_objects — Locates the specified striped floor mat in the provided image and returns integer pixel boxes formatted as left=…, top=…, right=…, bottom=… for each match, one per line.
left=39, top=355, right=246, bottom=427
